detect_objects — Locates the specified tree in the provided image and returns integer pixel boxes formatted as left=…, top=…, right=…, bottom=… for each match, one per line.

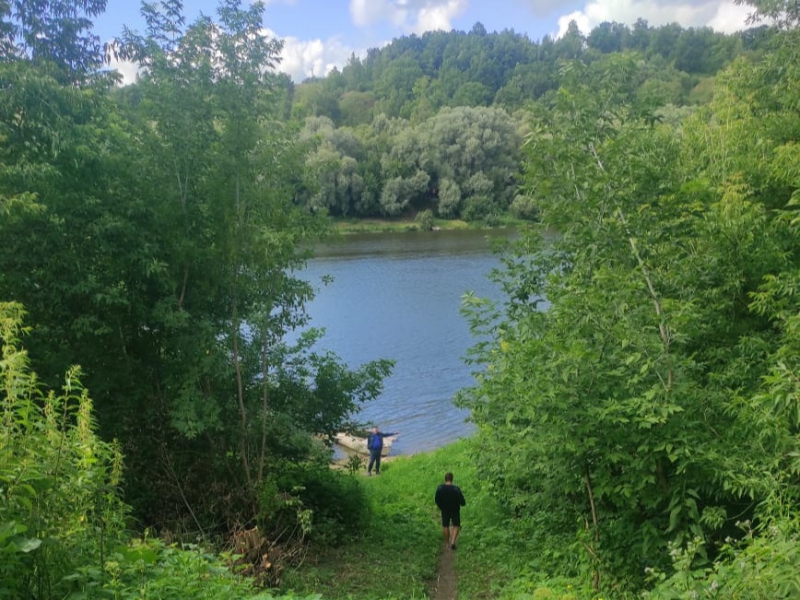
left=113, top=0, right=393, bottom=525
left=587, top=21, right=629, bottom=54
left=735, top=0, right=800, bottom=27
left=1, top=0, right=393, bottom=534
left=424, top=106, right=521, bottom=219
left=339, top=90, right=376, bottom=126
left=1, top=0, right=108, bottom=79
left=459, top=52, right=798, bottom=591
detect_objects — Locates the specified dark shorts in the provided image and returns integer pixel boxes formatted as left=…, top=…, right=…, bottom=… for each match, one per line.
left=441, top=510, right=461, bottom=527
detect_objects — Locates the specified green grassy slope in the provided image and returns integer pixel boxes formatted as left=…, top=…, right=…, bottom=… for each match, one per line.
left=283, top=441, right=588, bottom=600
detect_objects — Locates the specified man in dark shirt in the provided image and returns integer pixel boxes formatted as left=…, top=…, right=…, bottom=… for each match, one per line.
left=435, top=472, right=466, bottom=550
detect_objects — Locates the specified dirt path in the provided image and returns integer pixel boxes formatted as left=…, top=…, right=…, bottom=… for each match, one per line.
left=431, top=545, right=457, bottom=600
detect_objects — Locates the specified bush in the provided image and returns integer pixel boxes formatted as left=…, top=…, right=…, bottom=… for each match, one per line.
left=645, top=518, right=800, bottom=599
left=0, top=302, right=128, bottom=599
left=484, top=212, right=502, bottom=227
left=415, top=208, right=435, bottom=231
left=262, top=463, right=370, bottom=545
left=72, top=536, right=323, bottom=599
left=462, top=194, right=497, bottom=221
left=510, top=194, right=540, bottom=221
left=1, top=303, right=313, bottom=600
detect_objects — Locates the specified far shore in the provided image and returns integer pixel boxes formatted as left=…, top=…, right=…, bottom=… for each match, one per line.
left=332, top=216, right=525, bottom=234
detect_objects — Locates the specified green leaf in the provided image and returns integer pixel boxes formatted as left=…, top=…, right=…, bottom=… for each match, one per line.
left=13, top=536, right=42, bottom=553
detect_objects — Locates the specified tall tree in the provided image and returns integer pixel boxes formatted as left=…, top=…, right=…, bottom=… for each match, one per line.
left=1, top=0, right=108, bottom=79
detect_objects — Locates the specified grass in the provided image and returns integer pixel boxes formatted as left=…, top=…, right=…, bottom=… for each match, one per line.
left=332, top=218, right=468, bottom=234
left=331, top=217, right=526, bottom=234
left=282, top=440, right=588, bottom=600
left=282, top=449, right=451, bottom=599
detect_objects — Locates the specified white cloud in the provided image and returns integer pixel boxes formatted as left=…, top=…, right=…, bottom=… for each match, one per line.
left=350, top=0, right=468, bottom=33
left=708, top=1, right=753, bottom=32
left=555, top=0, right=751, bottom=38
left=413, top=0, right=467, bottom=33
left=108, top=57, right=140, bottom=85
left=108, top=32, right=354, bottom=86
left=270, top=30, right=361, bottom=82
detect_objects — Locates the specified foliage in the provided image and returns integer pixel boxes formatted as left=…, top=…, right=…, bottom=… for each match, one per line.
left=0, top=302, right=128, bottom=599
left=299, top=21, right=761, bottom=123
left=458, top=28, right=800, bottom=595
left=3, top=1, right=799, bottom=597
left=0, top=303, right=331, bottom=599
left=736, top=0, right=800, bottom=28
left=646, top=519, right=800, bottom=599
left=415, top=208, right=435, bottom=231
left=71, top=535, right=323, bottom=600
left=0, top=0, right=110, bottom=80
left=280, top=22, right=772, bottom=222
left=284, top=448, right=449, bottom=600
left=296, top=106, right=521, bottom=220
left=0, top=0, right=393, bottom=539
left=261, top=462, right=370, bottom=545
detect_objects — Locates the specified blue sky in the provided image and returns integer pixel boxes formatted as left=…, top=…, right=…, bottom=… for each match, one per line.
left=96, top=0, right=753, bottom=83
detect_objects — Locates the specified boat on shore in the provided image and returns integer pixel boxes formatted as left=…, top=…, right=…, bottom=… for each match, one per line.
left=334, top=432, right=397, bottom=457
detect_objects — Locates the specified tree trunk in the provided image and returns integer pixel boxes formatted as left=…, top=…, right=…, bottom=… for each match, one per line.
left=257, top=319, right=270, bottom=485
left=231, top=168, right=253, bottom=491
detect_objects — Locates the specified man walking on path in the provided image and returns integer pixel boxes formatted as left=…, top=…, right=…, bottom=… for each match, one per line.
left=435, top=472, right=466, bottom=550
left=366, top=426, right=397, bottom=475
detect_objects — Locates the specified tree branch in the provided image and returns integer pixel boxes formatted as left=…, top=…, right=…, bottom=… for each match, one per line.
left=589, top=141, right=674, bottom=390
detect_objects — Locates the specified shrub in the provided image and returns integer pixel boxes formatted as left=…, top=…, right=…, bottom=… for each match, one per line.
left=509, top=194, right=540, bottom=221
left=1, top=303, right=309, bottom=600
left=0, top=302, right=128, bottom=599
left=415, top=208, right=435, bottom=231
left=462, top=194, right=496, bottom=221
left=262, top=463, right=370, bottom=546
left=72, top=536, right=323, bottom=599
left=645, top=518, right=800, bottom=599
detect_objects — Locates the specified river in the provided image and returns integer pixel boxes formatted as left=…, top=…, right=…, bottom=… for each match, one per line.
left=298, top=228, right=513, bottom=455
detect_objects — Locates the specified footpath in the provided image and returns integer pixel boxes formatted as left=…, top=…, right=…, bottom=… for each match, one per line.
left=432, top=544, right=457, bottom=600
left=285, top=441, right=485, bottom=599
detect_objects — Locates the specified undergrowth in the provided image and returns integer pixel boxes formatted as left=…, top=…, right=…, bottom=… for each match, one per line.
left=282, top=447, right=460, bottom=599
left=283, top=440, right=592, bottom=600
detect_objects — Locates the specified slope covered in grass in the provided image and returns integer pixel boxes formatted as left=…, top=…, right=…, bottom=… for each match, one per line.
left=283, top=441, right=588, bottom=599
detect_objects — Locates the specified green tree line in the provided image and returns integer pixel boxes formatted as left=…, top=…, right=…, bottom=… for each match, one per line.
left=294, top=18, right=772, bottom=122
left=281, top=18, right=775, bottom=222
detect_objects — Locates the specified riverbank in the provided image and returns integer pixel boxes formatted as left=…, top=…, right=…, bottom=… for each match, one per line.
left=332, top=216, right=525, bottom=234
left=282, top=440, right=589, bottom=600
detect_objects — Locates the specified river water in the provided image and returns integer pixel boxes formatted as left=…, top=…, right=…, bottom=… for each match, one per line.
left=298, top=229, right=512, bottom=455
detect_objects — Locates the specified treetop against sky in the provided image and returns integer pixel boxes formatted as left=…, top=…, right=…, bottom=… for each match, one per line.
left=94, top=0, right=753, bottom=83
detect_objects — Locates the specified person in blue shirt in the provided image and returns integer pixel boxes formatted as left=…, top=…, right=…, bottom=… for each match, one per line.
left=435, top=472, right=466, bottom=549
left=366, top=426, right=397, bottom=475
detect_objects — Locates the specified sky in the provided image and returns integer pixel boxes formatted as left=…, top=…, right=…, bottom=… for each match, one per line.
left=94, top=0, right=756, bottom=83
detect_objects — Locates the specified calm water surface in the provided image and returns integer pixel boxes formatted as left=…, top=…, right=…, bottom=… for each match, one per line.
left=299, top=229, right=512, bottom=455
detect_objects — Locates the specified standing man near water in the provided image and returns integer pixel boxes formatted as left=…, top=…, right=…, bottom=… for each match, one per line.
left=366, top=426, right=398, bottom=476
left=435, top=472, right=466, bottom=549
